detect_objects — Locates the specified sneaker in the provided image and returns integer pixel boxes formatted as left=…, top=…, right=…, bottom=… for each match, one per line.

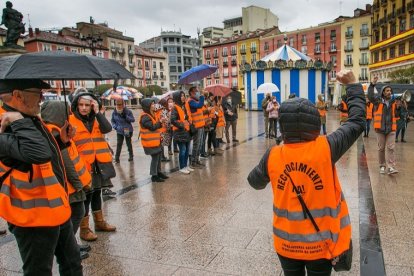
left=102, top=189, right=116, bottom=197
left=186, top=166, right=194, bottom=172
left=380, top=166, right=386, bottom=174
left=232, top=139, right=239, bottom=143
left=179, top=168, right=190, bottom=174
left=387, top=167, right=399, bottom=175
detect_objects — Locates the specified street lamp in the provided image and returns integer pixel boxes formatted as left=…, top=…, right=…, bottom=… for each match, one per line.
left=81, top=34, right=103, bottom=88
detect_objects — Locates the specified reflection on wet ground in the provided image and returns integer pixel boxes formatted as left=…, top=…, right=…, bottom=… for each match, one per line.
left=0, top=109, right=413, bottom=275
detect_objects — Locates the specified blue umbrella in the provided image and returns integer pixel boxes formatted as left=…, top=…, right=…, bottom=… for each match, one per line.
left=178, top=64, right=218, bottom=84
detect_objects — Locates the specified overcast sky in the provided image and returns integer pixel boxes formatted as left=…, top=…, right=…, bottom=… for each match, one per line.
left=13, top=0, right=371, bottom=43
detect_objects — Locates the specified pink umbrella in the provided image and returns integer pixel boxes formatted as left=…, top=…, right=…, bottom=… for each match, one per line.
left=204, top=84, right=232, bottom=97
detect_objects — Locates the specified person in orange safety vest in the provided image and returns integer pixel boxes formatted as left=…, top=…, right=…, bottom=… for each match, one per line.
left=0, top=79, right=82, bottom=275
left=248, top=70, right=365, bottom=276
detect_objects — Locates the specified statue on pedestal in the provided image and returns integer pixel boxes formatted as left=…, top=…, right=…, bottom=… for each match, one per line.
left=1, top=1, right=25, bottom=48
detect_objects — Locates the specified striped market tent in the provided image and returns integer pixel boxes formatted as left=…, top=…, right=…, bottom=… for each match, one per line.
left=243, top=43, right=331, bottom=111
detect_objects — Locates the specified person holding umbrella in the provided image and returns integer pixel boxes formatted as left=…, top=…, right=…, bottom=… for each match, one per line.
left=111, top=99, right=135, bottom=163
left=70, top=92, right=117, bottom=241
left=0, top=80, right=82, bottom=275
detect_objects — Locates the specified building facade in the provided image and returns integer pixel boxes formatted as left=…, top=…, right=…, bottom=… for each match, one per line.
left=370, top=0, right=414, bottom=82
left=241, top=6, right=279, bottom=34
left=140, top=31, right=200, bottom=88
left=203, top=37, right=239, bottom=88
left=24, top=28, right=110, bottom=91
left=134, top=46, right=170, bottom=90
left=340, top=6, right=372, bottom=83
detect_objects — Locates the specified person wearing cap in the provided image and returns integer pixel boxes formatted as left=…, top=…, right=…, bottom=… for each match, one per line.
left=247, top=70, right=365, bottom=276
left=367, top=76, right=399, bottom=175
left=0, top=79, right=82, bottom=275
left=70, top=91, right=116, bottom=242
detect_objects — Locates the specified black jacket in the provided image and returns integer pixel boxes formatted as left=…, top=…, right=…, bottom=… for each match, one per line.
left=0, top=104, right=66, bottom=187
left=223, top=101, right=238, bottom=121
left=248, top=83, right=366, bottom=189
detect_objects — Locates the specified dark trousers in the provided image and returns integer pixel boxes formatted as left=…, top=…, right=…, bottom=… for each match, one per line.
left=84, top=189, right=102, bottom=217
left=269, top=118, right=278, bottom=137
left=364, top=119, right=371, bottom=136
left=177, top=141, right=190, bottom=169
left=225, top=120, right=237, bottom=142
left=115, top=133, right=133, bottom=160
left=150, top=152, right=162, bottom=176
left=207, top=128, right=218, bottom=149
left=70, top=201, right=85, bottom=235
left=191, top=128, right=203, bottom=162
left=278, top=254, right=332, bottom=276
left=321, top=124, right=327, bottom=135
left=396, top=125, right=406, bottom=140
left=9, top=220, right=83, bottom=276
left=200, top=128, right=208, bottom=155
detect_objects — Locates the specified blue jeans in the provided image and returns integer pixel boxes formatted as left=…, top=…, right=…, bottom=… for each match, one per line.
left=365, top=119, right=371, bottom=136
left=321, top=124, right=327, bottom=135
left=177, top=141, right=190, bottom=169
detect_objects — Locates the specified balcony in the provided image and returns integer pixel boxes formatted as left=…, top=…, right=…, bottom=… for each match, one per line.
left=213, top=72, right=219, bottom=78
left=111, top=47, right=117, bottom=53
left=359, top=43, right=370, bottom=50
left=213, top=53, right=218, bottom=58
left=118, top=48, right=125, bottom=55
left=250, top=47, right=257, bottom=53
left=240, top=48, right=246, bottom=55
left=160, top=67, right=164, bottom=71
left=137, top=63, right=142, bottom=69
left=359, top=59, right=369, bottom=65
left=231, top=60, right=237, bottom=66
left=360, top=29, right=370, bottom=36
left=379, top=17, right=387, bottom=25
left=264, top=45, right=269, bottom=51
left=223, top=72, right=229, bottom=77
left=129, top=62, right=135, bottom=68
left=128, top=49, right=135, bottom=55
left=222, top=52, right=228, bottom=57
left=206, top=75, right=211, bottom=79
left=372, top=21, right=379, bottom=29
left=388, top=12, right=396, bottom=22
left=231, top=50, right=237, bottom=56
left=301, top=40, right=307, bottom=45
left=330, top=36, right=336, bottom=41
left=329, top=47, right=337, bottom=53
left=344, top=45, right=354, bottom=52
left=359, top=75, right=369, bottom=81
left=345, top=31, right=354, bottom=38
left=409, top=1, right=414, bottom=11
left=152, top=74, right=158, bottom=80
left=160, top=75, right=166, bottom=80
left=314, top=48, right=321, bottom=54
left=145, top=66, right=150, bottom=70
left=344, top=60, right=353, bottom=66
left=397, top=7, right=406, bottom=17
left=380, top=0, right=387, bottom=6
left=145, top=76, right=151, bottom=81
left=206, top=54, right=211, bottom=59
left=223, top=61, right=228, bottom=67
left=231, top=72, right=237, bottom=77
left=373, top=3, right=380, bottom=11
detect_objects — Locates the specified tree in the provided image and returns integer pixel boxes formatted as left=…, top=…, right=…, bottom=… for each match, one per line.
left=137, top=85, right=162, bottom=97
left=388, top=67, right=414, bottom=84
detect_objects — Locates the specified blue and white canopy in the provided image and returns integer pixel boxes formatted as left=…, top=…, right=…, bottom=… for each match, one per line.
left=261, top=44, right=310, bottom=62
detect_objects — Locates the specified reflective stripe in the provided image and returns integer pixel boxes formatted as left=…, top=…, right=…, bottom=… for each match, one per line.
left=72, top=155, right=80, bottom=166
left=75, top=137, right=105, bottom=146
left=11, top=197, right=64, bottom=209
left=340, top=215, right=351, bottom=229
left=77, top=165, right=87, bottom=176
left=141, top=137, right=161, bottom=141
left=273, top=227, right=339, bottom=243
left=10, top=176, right=59, bottom=189
left=273, top=203, right=341, bottom=221
left=81, top=150, right=95, bottom=155
left=95, top=148, right=110, bottom=154
left=0, top=184, right=11, bottom=196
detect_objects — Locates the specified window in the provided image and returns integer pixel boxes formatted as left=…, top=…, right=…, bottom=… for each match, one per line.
left=361, top=52, right=368, bottom=64
left=330, top=30, right=336, bottom=39
left=57, top=46, right=64, bottom=51
left=315, top=44, right=321, bottom=53
left=213, top=48, right=218, bottom=57
left=42, top=43, right=51, bottom=51
left=390, top=23, right=396, bottom=36
left=373, top=51, right=379, bottom=63
left=390, top=46, right=395, bottom=58
left=361, top=38, right=369, bottom=49
left=400, top=18, right=406, bottom=32
left=224, top=79, right=229, bottom=86
left=330, top=42, right=336, bottom=51
left=251, top=54, right=257, bottom=63
left=153, top=61, right=156, bottom=69
left=361, top=23, right=368, bottom=32
left=169, top=37, right=174, bottom=43
left=410, top=13, right=414, bottom=29
left=214, top=59, right=218, bottom=66
left=169, top=66, right=177, bottom=72
left=315, top=33, right=320, bottom=43
left=231, top=46, right=236, bottom=55
left=330, top=71, right=336, bottom=79
left=301, top=34, right=307, bottom=45
left=361, top=68, right=368, bottom=79
left=398, top=44, right=405, bottom=56
left=177, top=66, right=182, bottom=72
left=207, top=80, right=211, bottom=86
left=346, top=40, right=352, bottom=49
left=160, top=62, right=164, bottom=70
left=330, top=55, right=337, bottom=65
left=251, top=42, right=257, bottom=50
left=409, top=40, right=414, bottom=53
left=167, top=47, right=176, bottom=53
left=223, top=47, right=228, bottom=56
left=169, top=56, right=176, bottom=63
left=264, top=42, right=269, bottom=51
left=215, top=79, right=220, bottom=84
left=232, top=79, right=238, bottom=87
left=346, top=54, right=352, bottom=65
left=382, top=27, right=387, bottom=40
left=145, top=72, right=150, bottom=79
left=289, top=37, right=294, bottom=47
left=110, top=42, right=115, bottom=48
left=381, top=49, right=387, bottom=60
left=301, top=46, right=307, bottom=54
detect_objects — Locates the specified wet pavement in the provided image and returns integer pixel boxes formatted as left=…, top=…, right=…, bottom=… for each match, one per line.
left=0, top=108, right=414, bottom=275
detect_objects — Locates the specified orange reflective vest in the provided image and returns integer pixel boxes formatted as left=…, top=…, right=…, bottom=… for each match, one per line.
left=139, top=112, right=161, bottom=148
left=45, top=124, right=92, bottom=195
left=317, top=102, right=327, bottom=117
left=0, top=108, right=71, bottom=227
left=185, top=99, right=205, bottom=128
left=69, top=115, right=113, bottom=168
left=267, top=136, right=351, bottom=260
left=340, top=101, right=348, bottom=119
left=366, top=103, right=373, bottom=120
left=172, top=105, right=190, bottom=132
left=217, top=107, right=225, bottom=127
left=373, top=102, right=398, bottom=131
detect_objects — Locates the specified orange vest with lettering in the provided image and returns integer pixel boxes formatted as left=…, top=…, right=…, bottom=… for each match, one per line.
left=0, top=108, right=71, bottom=227
left=139, top=112, right=161, bottom=148
left=267, top=136, right=351, bottom=260
left=69, top=115, right=113, bottom=168
left=373, top=102, right=398, bottom=131
left=45, top=124, right=92, bottom=195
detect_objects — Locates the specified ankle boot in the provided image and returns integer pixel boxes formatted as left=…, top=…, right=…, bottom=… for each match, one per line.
left=93, top=210, right=116, bottom=232
left=80, top=216, right=98, bottom=241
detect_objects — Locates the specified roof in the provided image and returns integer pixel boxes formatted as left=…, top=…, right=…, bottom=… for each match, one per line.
left=134, top=45, right=166, bottom=59
left=24, top=30, right=109, bottom=50
left=76, top=22, right=134, bottom=42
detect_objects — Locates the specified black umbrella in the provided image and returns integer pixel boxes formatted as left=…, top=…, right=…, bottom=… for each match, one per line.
left=225, top=90, right=242, bottom=106
left=0, top=51, right=135, bottom=80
